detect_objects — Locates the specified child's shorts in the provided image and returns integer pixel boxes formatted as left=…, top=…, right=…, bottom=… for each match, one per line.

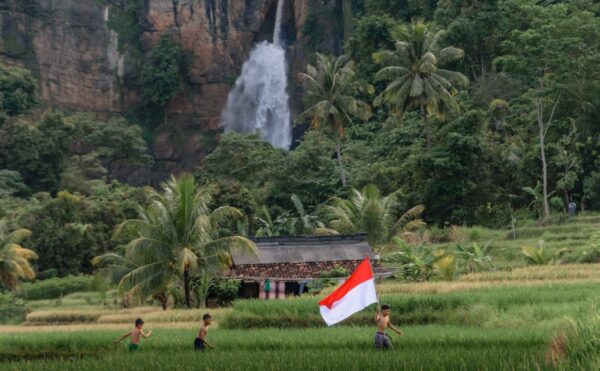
left=128, top=343, right=139, bottom=352
left=374, top=332, right=392, bottom=349
left=194, top=337, right=205, bottom=351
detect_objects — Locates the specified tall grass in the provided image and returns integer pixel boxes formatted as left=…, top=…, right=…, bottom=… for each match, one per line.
left=16, top=276, right=97, bottom=300
left=25, top=307, right=232, bottom=326
left=223, top=282, right=600, bottom=329
left=0, top=326, right=553, bottom=370
left=97, top=308, right=231, bottom=324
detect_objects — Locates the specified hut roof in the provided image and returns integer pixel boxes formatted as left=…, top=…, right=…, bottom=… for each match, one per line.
left=231, top=234, right=374, bottom=265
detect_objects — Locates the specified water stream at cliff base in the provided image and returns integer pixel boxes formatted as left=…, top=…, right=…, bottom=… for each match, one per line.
left=220, top=0, right=292, bottom=149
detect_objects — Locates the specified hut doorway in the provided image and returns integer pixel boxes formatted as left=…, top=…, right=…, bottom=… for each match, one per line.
left=240, top=281, right=260, bottom=299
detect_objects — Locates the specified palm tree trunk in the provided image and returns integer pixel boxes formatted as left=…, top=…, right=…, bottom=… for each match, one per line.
left=537, top=101, right=550, bottom=219
left=335, top=135, right=347, bottom=187
left=183, top=267, right=192, bottom=308
left=421, top=105, right=432, bottom=152
left=154, top=292, right=168, bottom=310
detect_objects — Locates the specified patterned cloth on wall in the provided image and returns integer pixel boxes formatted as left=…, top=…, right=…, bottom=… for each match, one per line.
left=259, top=280, right=286, bottom=299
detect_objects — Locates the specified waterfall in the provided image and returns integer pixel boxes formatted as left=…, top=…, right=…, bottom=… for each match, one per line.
left=273, top=0, right=285, bottom=47
left=220, top=0, right=292, bottom=149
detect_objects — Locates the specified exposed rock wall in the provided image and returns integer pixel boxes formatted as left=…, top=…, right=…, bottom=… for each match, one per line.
left=0, top=0, right=124, bottom=112
left=0, top=0, right=343, bottom=183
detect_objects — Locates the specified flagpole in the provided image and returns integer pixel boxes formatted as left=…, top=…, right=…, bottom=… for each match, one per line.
left=368, top=254, right=380, bottom=307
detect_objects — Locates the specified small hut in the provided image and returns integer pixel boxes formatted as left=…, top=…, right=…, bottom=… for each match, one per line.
left=228, top=234, right=392, bottom=299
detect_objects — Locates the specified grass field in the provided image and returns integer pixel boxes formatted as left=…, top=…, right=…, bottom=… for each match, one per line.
left=3, top=218, right=600, bottom=370
left=417, top=215, right=600, bottom=270
left=2, top=266, right=600, bottom=370
left=0, top=326, right=556, bottom=370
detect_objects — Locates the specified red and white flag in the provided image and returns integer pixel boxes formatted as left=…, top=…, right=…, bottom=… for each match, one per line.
left=319, top=257, right=378, bottom=326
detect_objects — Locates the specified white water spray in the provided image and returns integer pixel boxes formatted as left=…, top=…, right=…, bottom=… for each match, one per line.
left=220, top=0, right=292, bottom=149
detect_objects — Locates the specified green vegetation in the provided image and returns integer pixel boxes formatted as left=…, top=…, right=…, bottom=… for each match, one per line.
left=374, top=20, right=468, bottom=151
left=0, top=63, right=37, bottom=119
left=15, top=276, right=96, bottom=301
left=2, top=1, right=600, bottom=368
left=67, top=114, right=153, bottom=183
left=94, top=174, right=254, bottom=309
left=0, top=112, right=73, bottom=193
left=103, top=0, right=146, bottom=59
left=0, top=226, right=37, bottom=290
left=140, top=33, right=191, bottom=126
left=299, top=53, right=372, bottom=187
left=1, top=265, right=600, bottom=369
left=0, top=326, right=553, bottom=370
left=324, top=185, right=425, bottom=250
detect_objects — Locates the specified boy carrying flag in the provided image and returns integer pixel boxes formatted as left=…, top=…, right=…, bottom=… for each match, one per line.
left=375, top=303, right=403, bottom=349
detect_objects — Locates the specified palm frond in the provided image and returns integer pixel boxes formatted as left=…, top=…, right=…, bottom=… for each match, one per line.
left=436, top=46, right=465, bottom=65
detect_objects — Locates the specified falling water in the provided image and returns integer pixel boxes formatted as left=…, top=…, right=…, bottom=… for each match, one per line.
left=220, top=0, right=292, bottom=149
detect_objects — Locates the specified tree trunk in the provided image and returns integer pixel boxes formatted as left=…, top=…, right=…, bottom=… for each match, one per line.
left=421, top=105, right=432, bottom=152
left=342, top=0, right=353, bottom=41
left=537, top=100, right=550, bottom=219
left=106, top=160, right=113, bottom=184
left=335, top=135, right=347, bottom=187
left=154, top=292, right=168, bottom=310
left=183, top=267, right=192, bottom=308
left=480, top=51, right=485, bottom=80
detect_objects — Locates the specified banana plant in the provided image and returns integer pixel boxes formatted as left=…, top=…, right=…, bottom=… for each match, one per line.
left=521, top=240, right=568, bottom=265
left=254, top=206, right=291, bottom=237
left=191, top=270, right=214, bottom=308
left=391, top=237, right=445, bottom=282
left=433, top=253, right=456, bottom=281
left=455, top=240, right=493, bottom=273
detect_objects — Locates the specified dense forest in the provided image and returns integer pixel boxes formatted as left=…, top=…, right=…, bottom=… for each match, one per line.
left=1, top=0, right=600, bottom=281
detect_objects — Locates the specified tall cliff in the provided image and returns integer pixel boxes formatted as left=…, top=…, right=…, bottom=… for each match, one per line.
left=0, top=0, right=345, bottom=183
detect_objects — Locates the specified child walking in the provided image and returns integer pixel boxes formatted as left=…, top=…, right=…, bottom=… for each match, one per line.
left=114, top=318, right=152, bottom=352
left=375, top=304, right=403, bottom=349
left=194, top=313, right=215, bottom=351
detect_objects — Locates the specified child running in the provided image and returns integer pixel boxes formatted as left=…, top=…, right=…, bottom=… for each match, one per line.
left=194, top=313, right=215, bottom=351
left=114, top=318, right=152, bottom=352
left=375, top=304, right=403, bottom=349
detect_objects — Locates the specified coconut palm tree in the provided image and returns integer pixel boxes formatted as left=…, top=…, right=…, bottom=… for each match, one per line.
left=299, top=53, right=372, bottom=187
left=374, top=21, right=468, bottom=151
left=323, top=184, right=425, bottom=251
left=93, top=174, right=255, bottom=309
left=0, top=226, right=38, bottom=290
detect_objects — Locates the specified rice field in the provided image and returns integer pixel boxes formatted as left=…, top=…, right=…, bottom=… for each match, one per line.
left=417, top=215, right=600, bottom=270
left=4, top=218, right=600, bottom=370
left=2, top=267, right=600, bottom=369
left=24, top=306, right=231, bottom=326
left=0, top=326, right=559, bottom=370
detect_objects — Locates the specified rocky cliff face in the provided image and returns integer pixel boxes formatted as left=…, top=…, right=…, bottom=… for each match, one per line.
left=0, top=0, right=343, bottom=183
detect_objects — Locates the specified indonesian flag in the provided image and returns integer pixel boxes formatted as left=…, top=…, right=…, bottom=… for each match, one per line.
left=319, top=257, right=378, bottom=326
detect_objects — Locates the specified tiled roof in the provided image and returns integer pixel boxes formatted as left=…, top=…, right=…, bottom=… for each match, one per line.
left=232, top=234, right=374, bottom=265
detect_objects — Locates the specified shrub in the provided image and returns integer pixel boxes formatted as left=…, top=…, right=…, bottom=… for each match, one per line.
left=209, top=279, right=241, bottom=306
left=320, top=266, right=348, bottom=278
left=0, top=291, right=13, bottom=305
left=521, top=241, right=568, bottom=265
left=427, top=226, right=453, bottom=243
left=25, top=310, right=103, bottom=324
left=15, top=276, right=95, bottom=300
left=466, top=227, right=486, bottom=242
left=306, top=278, right=340, bottom=294
left=0, top=292, right=28, bottom=324
left=0, top=302, right=28, bottom=324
